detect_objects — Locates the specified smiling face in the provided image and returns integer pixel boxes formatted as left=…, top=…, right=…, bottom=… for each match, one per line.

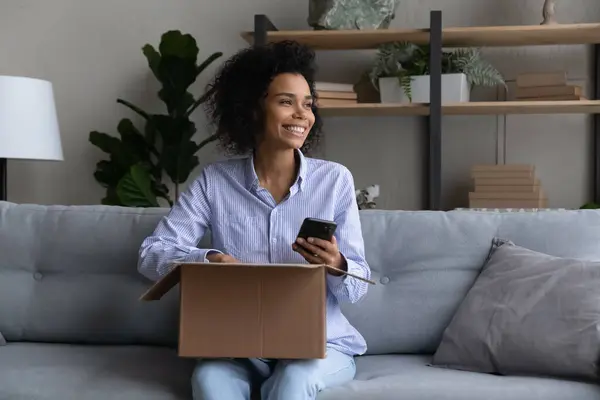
left=259, top=73, right=315, bottom=151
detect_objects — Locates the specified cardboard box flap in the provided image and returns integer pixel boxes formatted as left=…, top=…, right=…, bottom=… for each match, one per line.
left=140, top=261, right=375, bottom=301
left=139, top=264, right=181, bottom=301
left=321, top=264, right=376, bottom=284
left=176, top=262, right=376, bottom=284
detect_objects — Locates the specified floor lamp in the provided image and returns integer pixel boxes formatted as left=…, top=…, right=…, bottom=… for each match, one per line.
left=0, top=75, right=63, bottom=201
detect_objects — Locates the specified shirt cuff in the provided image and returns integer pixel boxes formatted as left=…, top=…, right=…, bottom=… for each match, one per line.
left=180, top=249, right=222, bottom=264
left=326, top=254, right=354, bottom=288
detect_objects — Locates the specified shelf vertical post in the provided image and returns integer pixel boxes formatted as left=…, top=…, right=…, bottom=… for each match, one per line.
left=427, top=10, right=443, bottom=210
left=254, top=14, right=278, bottom=47
left=594, top=43, right=600, bottom=204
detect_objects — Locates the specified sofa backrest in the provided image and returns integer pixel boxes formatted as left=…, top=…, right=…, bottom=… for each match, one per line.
left=2, top=202, right=600, bottom=354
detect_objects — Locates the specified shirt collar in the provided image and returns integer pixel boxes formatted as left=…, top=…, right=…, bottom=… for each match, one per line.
left=244, top=149, right=308, bottom=192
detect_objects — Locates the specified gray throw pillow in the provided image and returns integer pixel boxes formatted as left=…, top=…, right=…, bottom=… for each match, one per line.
left=431, top=238, right=600, bottom=381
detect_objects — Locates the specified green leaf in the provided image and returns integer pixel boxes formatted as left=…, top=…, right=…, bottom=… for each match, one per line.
left=142, top=44, right=161, bottom=80
left=195, top=51, right=223, bottom=79
left=117, top=99, right=150, bottom=120
left=161, top=141, right=200, bottom=184
left=152, top=116, right=199, bottom=183
left=117, top=118, right=158, bottom=160
left=398, top=73, right=413, bottom=102
left=89, top=131, right=121, bottom=155
left=159, top=31, right=198, bottom=60
left=93, top=160, right=124, bottom=188
left=89, top=131, right=136, bottom=169
left=116, top=164, right=160, bottom=207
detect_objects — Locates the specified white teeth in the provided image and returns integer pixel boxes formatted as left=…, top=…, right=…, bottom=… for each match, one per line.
left=284, top=125, right=305, bottom=134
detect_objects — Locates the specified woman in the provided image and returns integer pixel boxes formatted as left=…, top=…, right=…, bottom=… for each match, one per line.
left=138, top=40, right=371, bottom=400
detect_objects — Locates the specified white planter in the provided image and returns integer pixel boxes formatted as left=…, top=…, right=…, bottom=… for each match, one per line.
left=379, top=73, right=470, bottom=104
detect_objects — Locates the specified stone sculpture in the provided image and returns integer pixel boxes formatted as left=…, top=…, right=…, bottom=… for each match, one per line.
left=541, top=0, right=558, bottom=25
left=308, top=0, right=401, bottom=30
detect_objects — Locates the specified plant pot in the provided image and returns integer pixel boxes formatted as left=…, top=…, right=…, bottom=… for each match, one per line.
left=378, top=73, right=470, bottom=104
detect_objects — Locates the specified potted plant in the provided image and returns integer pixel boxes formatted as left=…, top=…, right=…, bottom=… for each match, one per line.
left=88, top=30, right=222, bottom=207
left=369, top=42, right=506, bottom=103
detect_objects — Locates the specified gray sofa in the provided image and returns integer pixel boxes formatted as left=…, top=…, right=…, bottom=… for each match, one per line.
left=1, top=200, right=600, bottom=399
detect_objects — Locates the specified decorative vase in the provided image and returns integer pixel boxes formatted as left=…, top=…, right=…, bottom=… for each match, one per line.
left=378, top=73, right=470, bottom=104
left=308, top=0, right=401, bottom=30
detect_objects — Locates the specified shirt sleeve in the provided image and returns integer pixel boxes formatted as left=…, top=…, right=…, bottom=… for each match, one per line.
left=137, top=167, right=222, bottom=281
left=327, top=166, right=371, bottom=303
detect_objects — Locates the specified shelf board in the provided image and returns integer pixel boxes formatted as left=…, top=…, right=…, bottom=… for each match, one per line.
left=317, top=100, right=600, bottom=117
left=241, top=23, right=600, bottom=49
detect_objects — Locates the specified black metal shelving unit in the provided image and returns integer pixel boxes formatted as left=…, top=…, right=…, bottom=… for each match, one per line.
left=594, top=43, right=600, bottom=204
left=252, top=10, right=600, bottom=211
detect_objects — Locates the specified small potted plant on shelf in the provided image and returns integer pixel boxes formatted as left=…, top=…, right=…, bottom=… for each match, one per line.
left=369, top=42, right=506, bottom=103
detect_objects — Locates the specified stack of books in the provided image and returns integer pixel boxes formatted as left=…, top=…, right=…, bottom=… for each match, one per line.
left=514, top=71, right=586, bottom=101
left=468, top=164, right=547, bottom=209
left=315, top=82, right=357, bottom=106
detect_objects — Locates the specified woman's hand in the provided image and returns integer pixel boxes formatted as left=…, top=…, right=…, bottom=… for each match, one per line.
left=293, top=236, right=347, bottom=275
left=206, top=253, right=240, bottom=263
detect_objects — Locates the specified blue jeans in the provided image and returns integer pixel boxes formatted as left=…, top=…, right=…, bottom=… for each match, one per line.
left=191, top=348, right=356, bottom=399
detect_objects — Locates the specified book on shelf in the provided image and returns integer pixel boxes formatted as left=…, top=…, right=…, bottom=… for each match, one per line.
left=315, top=81, right=357, bottom=106
left=468, top=164, right=548, bottom=208
left=513, top=72, right=585, bottom=101
left=315, top=82, right=355, bottom=92
left=514, top=85, right=582, bottom=98
left=316, top=90, right=357, bottom=100
left=316, top=98, right=357, bottom=106
left=515, top=71, right=567, bottom=88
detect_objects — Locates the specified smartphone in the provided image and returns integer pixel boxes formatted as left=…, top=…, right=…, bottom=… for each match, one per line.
left=296, top=217, right=337, bottom=242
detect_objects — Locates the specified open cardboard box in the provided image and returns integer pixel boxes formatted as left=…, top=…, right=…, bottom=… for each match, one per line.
left=140, top=262, right=374, bottom=359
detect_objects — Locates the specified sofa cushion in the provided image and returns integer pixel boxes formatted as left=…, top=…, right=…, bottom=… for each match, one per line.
left=0, top=343, right=194, bottom=400
left=319, top=355, right=600, bottom=400
left=432, top=238, right=600, bottom=381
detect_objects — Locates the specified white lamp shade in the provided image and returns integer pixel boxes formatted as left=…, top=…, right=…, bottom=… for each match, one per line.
left=0, top=75, right=63, bottom=160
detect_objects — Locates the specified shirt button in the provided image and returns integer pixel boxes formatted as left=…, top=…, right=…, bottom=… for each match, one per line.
left=380, top=276, right=390, bottom=284
left=272, top=238, right=277, bottom=243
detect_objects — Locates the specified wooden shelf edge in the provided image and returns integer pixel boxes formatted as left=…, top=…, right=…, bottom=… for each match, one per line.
left=317, top=101, right=600, bottom=116
left=241, top=22, right=600, bottom=49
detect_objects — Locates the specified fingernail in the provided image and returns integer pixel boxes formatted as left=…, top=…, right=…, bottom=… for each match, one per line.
left=296, top=238, right=304, bottom=244
left=308, top=237, right=314, bottom=243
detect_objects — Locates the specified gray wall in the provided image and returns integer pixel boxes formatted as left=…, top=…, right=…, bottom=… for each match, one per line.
left=2, top=0, right=599, bottom=210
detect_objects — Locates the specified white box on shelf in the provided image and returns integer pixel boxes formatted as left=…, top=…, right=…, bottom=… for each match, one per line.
left=379, top=73, right=470, bottom=104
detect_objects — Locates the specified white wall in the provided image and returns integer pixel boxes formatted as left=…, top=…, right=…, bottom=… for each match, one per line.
left=2, top=0, right=600, bottom=210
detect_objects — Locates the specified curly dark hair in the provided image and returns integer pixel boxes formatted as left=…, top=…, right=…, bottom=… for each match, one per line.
left=203, top=40, right=323, bottom=156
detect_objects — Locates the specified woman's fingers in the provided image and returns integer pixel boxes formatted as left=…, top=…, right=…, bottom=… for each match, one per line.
left=292, top=242, right=321, bottom=263
left=305, top=236, right=336, bottom=252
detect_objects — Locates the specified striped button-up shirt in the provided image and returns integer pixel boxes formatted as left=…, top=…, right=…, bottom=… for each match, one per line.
left=138, top=150, right=371, bottom=356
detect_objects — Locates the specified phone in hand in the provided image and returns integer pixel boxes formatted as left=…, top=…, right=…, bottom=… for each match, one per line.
left=297, top=217, right=337, bottom=242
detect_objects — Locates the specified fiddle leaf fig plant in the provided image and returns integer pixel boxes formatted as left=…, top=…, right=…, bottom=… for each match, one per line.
left=89, top=30, right=222, bottom=207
